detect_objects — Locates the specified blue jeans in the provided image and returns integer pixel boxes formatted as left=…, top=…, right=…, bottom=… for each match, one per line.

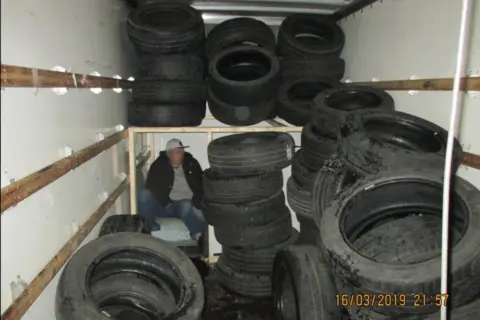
left=137, top=189, right=205, bottom=239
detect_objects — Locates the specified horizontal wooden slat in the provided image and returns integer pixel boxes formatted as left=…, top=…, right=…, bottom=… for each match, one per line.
left=1, top=129, right=128, bottom=213
left=351, top=76, right=480, bottom=91
left=0, top=178, right=129, bottom=320
left=462, top=152, right=480, bottom=170
left=1, top=64, right=134, bottom=88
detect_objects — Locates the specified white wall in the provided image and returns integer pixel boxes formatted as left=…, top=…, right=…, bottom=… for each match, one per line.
left=0, top=0, right=135, bottom=317
left=339, top=0, right=480, bottom=188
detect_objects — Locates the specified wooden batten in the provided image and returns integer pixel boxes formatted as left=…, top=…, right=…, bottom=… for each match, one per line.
left=1, top=130, right=128, bottom=213
left=1, top=64, right=134, bottom=88
left=352, top=76, right=480, bottom=91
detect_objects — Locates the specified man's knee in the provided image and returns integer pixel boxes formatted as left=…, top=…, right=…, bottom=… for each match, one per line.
left=138, top=189, right=155, bottom=205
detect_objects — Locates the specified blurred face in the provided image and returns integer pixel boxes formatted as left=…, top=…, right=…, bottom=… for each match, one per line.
left=168, top=148, right=184, bottom=167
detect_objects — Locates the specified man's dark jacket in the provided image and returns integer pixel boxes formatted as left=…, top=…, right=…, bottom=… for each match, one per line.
left=145, top=151, right=203, bottom=208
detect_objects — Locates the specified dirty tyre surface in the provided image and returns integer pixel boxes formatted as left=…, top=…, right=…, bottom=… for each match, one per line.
left=339, top=110, right=463, bottom=176
left=127, top=3, right=205, bottom=54
left=221, top=229, right=299, bottom=275
left=214, top=213, right=293, bottom=249
left=205, top=17, right=276, bottom=60
left=137, top=53, right=205, bottom=79
left=203, top=169, right=283, bottom=204
left=281, top=56, right=345, bottom=81
left=300, top=123, right=338, bottom=170
left=276, top=77, right=339, bottom=126
left=55, top=233, right=204, bottom=320
left=208, top=132, right=295, bottom=176
left=216, top=256, right=271, bottom=298
left=311, top=159, right=358, bottom=227
left=128, top=102, right=205, bottom=127
left=291, top=150, right=318, bottom=189
left=320, top=169, right=480, bottom=315
left=286, top=177, right=311, bottom=217
left=132, top=78, right=206, bottom=104
left=312, top=86, right=394, bottom=135
left=277, top=14, right=345, bottom=58
left=272, top=245, right=341, bottom=320
left=203, top=191, right=288, bottom=227
left=207, top=89, right=275, bottom=126
left=98, top=214, right=150, bottom=237
left=208, top=45, right=280, bottom=106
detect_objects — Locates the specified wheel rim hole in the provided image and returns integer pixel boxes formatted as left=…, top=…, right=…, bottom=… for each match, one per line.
left=364, top=118, right=444, bottom=152
left=292, top=22, right=334, bottom=48
left=217, top=51, right=271, bottom=82
left=325, top=90, right=382, bottom=111
left=87, top=249, right=182, bottom=318
left=341, top=181, right=468, bottom=264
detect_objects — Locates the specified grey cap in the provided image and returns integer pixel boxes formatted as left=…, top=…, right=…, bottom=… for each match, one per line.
left=165, top=138, right=189, bottom=151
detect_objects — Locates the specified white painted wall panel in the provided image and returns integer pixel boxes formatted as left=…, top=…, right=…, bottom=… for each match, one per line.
left=0, top=0, right=135, bottom=316
left=339, top=0, right=480, bottom=188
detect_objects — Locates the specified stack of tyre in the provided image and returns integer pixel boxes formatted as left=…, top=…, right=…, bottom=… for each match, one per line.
left=276, top=13, right=346, bottom=126
left=205, top=18, right=279, bottom=125
left=287, top=86, right=395, bottom=244
left=274, top=106, right=480, bottom=319
left=202, top=132, right=298, bottom=297
left=126, top=3, right=207, bottom=127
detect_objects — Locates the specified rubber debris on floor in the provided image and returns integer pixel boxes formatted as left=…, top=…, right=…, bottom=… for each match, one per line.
left=203, top=265, right=272, bottom=320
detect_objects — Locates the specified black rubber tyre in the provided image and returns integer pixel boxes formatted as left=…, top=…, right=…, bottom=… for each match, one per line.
left=216, top=255, right=271, bottom=297
left=291, top=150, right=318, bottom=189
left=340, top=215, right=460, bottom=320
left=203, top=169, right=283, bottom=204
left=205, top=17, right=276, bottom=60
left=215, top=213, right=293, bottom=249
left=132, top=78, right=206, bottom=104
left=320, top=169, right=480, bottom=316
left=55, top=233, right=204, bottom=320
left=296, top=214, right=319, bottom=245
left=208, top=45, right=280, bottom=106
left=98, top=214, right=150, bottom=237
left=277, top=14, right=345, bottom=58
left=137, top=53, right=205, bottom=79
left=127, top=3, right=205, bottom=54
left=128, top=102, right=205, bottom=127
left=203, top=191, right=288, bottom=227
left=311, top=159, right=358, bottom=227
left=221, top=229, right=299, bottom=275
left=280, top=56, right=345, bottom=81
left=276, top=77, right=340, bottom=126
left=207, top=89, right=275, bottom=126
left=300, top=122, right=338, bottom=170
left=90, top=273, right=175, bottom=318
left=339, top=110, right=464, bottom=176
left=286, top=177, right=311, bottom=217
left=312, top=86, right=395, bottom=135
left=273, top=245, right=341, bottom=320
left=208, top=132, right=295, bottom=176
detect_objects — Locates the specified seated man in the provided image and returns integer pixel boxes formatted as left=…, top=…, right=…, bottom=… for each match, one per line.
left=138, top=138, right=205, bottom=242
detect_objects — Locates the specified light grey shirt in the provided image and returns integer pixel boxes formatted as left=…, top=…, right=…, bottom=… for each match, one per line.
left=169, top=166, right=194, bottom=201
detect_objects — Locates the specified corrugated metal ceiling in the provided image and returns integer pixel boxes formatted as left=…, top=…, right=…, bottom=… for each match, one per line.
left=192, top=0, right=358, bottom=24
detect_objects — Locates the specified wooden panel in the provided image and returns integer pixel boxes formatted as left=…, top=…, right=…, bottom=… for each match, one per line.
left=351, top=77, right=480, bottom=91
left=1, top=64, right=134, bottom=88
left=1, top=130, right=128, bottom=213
left=0, top=178, right=129, bottom=320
